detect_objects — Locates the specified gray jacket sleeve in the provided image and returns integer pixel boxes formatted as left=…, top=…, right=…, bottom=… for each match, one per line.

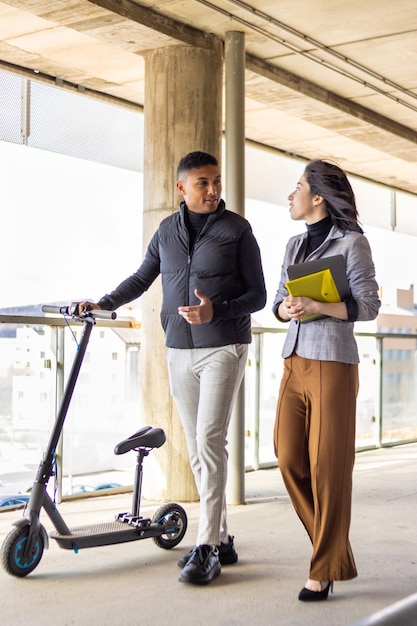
left=345, top=234, right=380, bottom=322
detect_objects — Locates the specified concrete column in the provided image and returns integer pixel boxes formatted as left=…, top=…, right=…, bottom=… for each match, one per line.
left=141, top=42, right=223, bottom=502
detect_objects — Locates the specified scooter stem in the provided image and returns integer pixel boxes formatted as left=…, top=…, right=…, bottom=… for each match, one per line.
left=44, top=318, right=94, bottom=462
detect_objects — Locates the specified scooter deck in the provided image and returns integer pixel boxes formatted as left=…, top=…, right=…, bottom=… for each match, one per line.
left=50, top=519, right=165, bottom=550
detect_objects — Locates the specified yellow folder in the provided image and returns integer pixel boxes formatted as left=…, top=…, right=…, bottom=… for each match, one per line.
left=285, top=268, right=341, bottom=321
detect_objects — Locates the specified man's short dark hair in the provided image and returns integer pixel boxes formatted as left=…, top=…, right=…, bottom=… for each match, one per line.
left=177, top=151, right=218, bottom=180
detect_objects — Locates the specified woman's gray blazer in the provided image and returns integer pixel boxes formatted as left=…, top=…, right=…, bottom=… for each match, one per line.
left=272, top=226, right=381, bottom=364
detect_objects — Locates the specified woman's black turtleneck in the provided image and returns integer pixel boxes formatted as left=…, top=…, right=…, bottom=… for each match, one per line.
left=305, top=214, right=332, bottom=256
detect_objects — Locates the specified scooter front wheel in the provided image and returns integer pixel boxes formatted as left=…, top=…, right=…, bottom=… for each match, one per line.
left=152, top=503, right=187, bottom=549
left=1, top=525, right=45, bottom=577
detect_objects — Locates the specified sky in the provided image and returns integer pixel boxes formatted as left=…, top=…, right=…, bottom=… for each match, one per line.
left=1, top=141, right=143, bottom=309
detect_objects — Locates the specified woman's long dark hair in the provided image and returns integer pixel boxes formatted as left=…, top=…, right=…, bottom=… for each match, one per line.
left=304, top=159, right=363, bottom=234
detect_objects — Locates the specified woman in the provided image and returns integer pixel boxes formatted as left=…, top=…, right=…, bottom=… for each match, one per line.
left=273, top=159, right=380, bottom=601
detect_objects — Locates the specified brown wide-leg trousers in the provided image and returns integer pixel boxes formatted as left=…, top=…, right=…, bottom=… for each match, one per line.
left=274, top=354, right=358, bottom=581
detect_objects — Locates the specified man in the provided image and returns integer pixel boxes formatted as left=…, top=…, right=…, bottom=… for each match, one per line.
left=74, top=151, right=266, bottom=585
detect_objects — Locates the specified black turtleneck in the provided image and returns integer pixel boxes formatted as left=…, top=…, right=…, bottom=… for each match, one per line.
left=184, top=207, right=210, bottom=251
left=305, top=214, right=332, bottom=257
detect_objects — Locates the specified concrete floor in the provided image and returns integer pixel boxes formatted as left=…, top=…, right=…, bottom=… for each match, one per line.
left=0, top=443, right=416, bottom=626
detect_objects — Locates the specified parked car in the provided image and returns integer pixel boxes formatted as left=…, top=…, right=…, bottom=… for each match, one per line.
left=96, top=482, right=123, bottom=490
left=0, top=494, right=30, bottom=508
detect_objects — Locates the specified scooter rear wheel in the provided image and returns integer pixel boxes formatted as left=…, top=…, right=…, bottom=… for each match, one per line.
left=152, top=503, right=187, bottom=549
left=1, top=525, right=45, bottom=577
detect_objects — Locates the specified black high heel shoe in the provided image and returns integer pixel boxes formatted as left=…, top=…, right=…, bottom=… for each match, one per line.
left=298, top=581, right=333, bottom=602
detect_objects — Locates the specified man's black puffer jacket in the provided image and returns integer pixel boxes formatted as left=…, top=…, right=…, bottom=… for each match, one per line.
left=98, top=200, right=266, bottom=348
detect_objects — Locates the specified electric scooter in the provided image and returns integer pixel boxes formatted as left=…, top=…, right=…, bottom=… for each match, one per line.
left=1, top=305, right=187, bottom=577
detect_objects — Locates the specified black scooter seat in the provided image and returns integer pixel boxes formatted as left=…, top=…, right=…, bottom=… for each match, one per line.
left=114, top=426, right=166, bottom=455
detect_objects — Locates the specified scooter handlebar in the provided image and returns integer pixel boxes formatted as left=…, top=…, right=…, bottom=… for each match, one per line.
left=41, top=305, right=117, bottom=320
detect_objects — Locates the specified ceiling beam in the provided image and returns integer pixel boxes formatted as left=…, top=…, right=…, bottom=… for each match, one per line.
left=0, top=60, right=143, bottom=112
left=247, top=54, right=417, bottom=147
left=88, top=0, right=220, bottom=49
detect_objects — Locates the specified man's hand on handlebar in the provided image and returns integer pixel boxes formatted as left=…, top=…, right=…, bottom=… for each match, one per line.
left=69, top=301, right=102, bottom=317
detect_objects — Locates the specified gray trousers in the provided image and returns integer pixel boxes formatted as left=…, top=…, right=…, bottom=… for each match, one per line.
left=167, top=344, right=248, bottom=546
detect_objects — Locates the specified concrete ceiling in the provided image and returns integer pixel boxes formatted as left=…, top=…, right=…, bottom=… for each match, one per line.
left=1, top=0, right=416, bottom=194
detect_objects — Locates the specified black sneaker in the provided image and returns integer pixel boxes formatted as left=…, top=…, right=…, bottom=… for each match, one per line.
left=218, top=535, right=238, bottom=565
left=177, top=535, right=238, bottom=568
left=178, top=545, right=221, bottom=585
